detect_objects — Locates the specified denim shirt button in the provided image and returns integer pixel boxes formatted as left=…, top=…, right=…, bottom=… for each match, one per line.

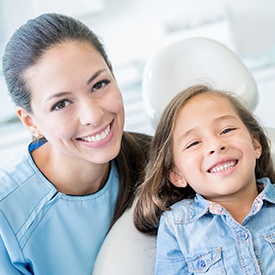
left=197, top=259, right=207, bottom=268
left=241, top=231, right=249, bottom=240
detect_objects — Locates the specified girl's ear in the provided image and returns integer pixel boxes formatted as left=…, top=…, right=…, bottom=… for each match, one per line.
left=16, top=107, right=41, bottom=138
left=252, top=134, right=262, bottom=159
left=168, top=169, right=188, bottom=188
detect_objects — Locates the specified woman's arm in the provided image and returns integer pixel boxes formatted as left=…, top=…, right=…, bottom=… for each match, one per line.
left=0, top=213, right=31, bottom=275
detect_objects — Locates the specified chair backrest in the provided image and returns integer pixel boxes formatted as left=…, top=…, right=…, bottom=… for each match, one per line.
left=142, top=37, right=259, bottom=130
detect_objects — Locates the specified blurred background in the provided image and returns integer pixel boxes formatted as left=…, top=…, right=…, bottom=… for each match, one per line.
left=0, top=0, right=275, bottom=163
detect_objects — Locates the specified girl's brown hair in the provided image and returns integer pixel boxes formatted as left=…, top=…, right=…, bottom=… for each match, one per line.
left=134, top=84, right=275, bottom=235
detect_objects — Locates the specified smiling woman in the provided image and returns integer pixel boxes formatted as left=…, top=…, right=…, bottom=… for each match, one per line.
left=0, top=13, right=151, bottom=274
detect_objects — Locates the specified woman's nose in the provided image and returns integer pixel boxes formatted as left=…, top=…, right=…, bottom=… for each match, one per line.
left=79, top=99, right=103, bottom=127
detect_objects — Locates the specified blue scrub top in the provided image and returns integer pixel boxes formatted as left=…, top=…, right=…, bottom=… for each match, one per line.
left=0, top=141, right=119, bottom=274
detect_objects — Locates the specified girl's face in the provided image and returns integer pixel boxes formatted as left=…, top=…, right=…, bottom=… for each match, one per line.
left=169, top=93, right=261, bottom=203
left=18, top=42, right=124, bottom=164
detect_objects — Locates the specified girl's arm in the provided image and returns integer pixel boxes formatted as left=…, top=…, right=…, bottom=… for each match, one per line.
left=155, top=214, right=188, bottom=275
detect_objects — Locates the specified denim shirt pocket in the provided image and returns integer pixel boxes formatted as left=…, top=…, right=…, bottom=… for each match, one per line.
left=186, top=247, right=225, bottom=274
left=264, top=232, right=275, bottom=252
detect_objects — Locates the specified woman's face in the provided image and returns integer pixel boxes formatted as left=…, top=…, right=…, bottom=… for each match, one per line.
left=19, top=42, right=125, bottom=164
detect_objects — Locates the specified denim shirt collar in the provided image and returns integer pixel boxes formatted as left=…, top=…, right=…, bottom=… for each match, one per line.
left=193, top=177, right=275, bottom=219
left=258, top=177, right=275, bottom=203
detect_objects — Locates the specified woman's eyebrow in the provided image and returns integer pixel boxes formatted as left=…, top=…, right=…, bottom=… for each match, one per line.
left=45, top=91, right=71, bottom=102
left=86, top=69, right=106, bottom=85
left=45, top=69, right=108, bottom=102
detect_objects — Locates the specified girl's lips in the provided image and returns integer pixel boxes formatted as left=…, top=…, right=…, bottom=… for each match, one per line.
left=77, top=122, right=112, bottom=143
left=208, top=160, right=238, bottom=173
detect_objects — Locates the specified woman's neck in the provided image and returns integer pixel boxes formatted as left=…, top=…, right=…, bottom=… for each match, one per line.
left=31, top=143, right=110, bottom=195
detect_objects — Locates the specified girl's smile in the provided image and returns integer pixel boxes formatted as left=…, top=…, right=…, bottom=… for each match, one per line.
left=208, top=159, right=238, bottom=174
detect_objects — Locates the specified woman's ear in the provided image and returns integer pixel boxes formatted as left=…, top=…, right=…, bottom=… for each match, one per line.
left=16, top=107, right=41, bottom=138
left=168, top=169, right=188, bottom=188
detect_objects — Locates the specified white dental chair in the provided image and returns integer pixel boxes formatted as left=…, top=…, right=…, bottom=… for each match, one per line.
left=142, top=37, right=275, bottom=160
left=143, top=36, right=258, bottom=129
left=93, top=37, right=275, bottom=275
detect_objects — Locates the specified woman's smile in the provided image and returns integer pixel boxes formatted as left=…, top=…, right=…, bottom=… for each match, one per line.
left=77, top=124, right=111, bottom=143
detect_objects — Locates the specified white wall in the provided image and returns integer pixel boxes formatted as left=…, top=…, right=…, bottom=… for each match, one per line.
left=0, top=0, right=275, bottom=163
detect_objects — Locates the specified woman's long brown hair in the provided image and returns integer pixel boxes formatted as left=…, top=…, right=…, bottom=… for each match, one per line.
left=111, top=131, right=151, bottom=227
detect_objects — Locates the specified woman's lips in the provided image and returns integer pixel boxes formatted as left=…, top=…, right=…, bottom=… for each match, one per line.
left=77, top=124, right=111, bottom=143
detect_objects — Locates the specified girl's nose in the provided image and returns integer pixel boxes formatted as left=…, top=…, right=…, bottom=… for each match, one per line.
left=79, top=99, right=103, bottom=127
left=208, top=136, right=227, bottom=155
left=209, top=145, right=226, bottom=155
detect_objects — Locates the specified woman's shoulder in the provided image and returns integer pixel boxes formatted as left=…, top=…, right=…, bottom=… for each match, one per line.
left=0, top=148, right=56, bottom=226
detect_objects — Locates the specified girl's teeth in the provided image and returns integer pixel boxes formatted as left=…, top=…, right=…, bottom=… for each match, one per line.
left=209, top=161, right=236, bottom=173
left=81, top=125, right=110, bottom=142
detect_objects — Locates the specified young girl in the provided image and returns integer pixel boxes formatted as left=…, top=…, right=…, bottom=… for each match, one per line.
left=134, top=84, right=275, bottom=274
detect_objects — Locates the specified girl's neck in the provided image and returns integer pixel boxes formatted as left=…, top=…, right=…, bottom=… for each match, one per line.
left=32, top=143, right=110, bottom=195
left=210, top=184, right=260, bottom=224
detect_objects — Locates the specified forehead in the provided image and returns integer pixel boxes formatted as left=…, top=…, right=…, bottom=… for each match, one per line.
left=24, top=41, right=105, bottom=85
left=39, top=41, right=100, bottom=64
left=182, top=92, right=236, bottom=114
left=174, top=93, right=240, bottom=129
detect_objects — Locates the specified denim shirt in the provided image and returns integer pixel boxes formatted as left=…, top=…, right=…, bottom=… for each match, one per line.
left=156, top=178, right=275, bottom=275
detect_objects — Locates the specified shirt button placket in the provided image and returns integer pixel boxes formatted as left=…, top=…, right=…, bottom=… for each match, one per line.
left=240, top=231, right=249, bottom=241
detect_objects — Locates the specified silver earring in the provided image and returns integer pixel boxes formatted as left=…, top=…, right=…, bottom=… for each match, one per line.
left=36, top=133, right=44, bottom=139
left=178, top=180, right=184, bottom=186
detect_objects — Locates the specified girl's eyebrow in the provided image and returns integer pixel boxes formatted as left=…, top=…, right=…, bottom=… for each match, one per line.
left=178, top=127, right=198, bottom=143
left=214, top=115, right=238, bottom=123
left=178, top=115, right=238, bottom=142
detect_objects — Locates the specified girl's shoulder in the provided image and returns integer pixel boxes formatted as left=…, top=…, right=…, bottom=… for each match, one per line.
left=162, top=196, right=209, bottom=225
left=162, top=199, right=197, bottom=223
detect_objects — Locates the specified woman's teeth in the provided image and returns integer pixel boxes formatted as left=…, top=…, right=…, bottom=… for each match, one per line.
left=209, top=161, right=237, bottom=173
left=80, top=125, right=110, bottom=142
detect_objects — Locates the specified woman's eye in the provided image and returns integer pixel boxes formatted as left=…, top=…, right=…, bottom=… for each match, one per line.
left=51, top=100, right=71, bottom=111
left=92, top=79, right=110, bottom=91
left=221, top=128, right=236, bottom=135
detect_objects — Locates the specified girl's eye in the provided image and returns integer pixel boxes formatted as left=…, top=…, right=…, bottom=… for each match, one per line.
left=51, top=100, right=71, bottom=111
left=92, top=79, right=110, bottom=91
left=221, top=128, right=236, bottom=135
left=186, top=141, right=200, bottom=149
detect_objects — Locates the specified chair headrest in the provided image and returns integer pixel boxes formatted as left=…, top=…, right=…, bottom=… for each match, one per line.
left=142, top=37, right=258, bottom=129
